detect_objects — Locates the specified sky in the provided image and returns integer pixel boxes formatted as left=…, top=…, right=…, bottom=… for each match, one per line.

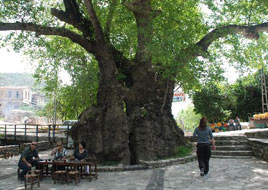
left=0, top=46, right=72, bottom=84
left=0, top=47, right=34, bottom=73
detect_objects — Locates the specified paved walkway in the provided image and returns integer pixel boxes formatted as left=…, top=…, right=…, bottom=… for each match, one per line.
left=0, top=129, right=268, bottom=190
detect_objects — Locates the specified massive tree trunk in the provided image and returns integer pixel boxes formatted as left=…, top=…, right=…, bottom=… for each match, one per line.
left=70, top=62, right=185, bottom=165
left=68, top=0, right=185, bottom=165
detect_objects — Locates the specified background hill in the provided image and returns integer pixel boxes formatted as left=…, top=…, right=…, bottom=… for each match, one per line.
left=0, top=73, right=43, bottom=89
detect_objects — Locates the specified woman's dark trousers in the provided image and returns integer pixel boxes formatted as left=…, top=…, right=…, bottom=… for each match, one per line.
left=197, top=143, right=211, bottom=174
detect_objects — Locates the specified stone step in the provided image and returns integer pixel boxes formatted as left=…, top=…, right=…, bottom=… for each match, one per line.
left=214, top=135, right=247, bottom=141
left=211, top=155, right=253, bottom=159
left=212, top=150, right=253, bottom=156
left=216, top=145, right=251, bottom=151
left=215, top=140, right=248, bottom=146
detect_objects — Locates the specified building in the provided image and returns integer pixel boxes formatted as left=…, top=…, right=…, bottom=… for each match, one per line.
left=31, top=92, right=45, bottom=108
left=0, top=86, right=32, bottom=116
left=0, top=86, right=45, bottom=117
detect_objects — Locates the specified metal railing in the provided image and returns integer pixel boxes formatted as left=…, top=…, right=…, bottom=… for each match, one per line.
left=0, top=123, right=71, bottom=143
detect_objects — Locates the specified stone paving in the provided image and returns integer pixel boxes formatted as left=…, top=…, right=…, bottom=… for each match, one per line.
left=0, top=129, right=268, bottom=190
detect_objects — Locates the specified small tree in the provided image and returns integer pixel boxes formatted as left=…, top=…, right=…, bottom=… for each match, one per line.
left=176, top=106, right=201, bottom=132
left=191, top=83, right=231, bottom=123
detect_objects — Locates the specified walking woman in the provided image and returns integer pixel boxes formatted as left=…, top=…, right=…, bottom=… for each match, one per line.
left=193, top=117, right=216, bottom=176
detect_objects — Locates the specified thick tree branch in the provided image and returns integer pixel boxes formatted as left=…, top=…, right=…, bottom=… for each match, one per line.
left=63, top=0, right=80, bottom=16
left=124, top=0, right=156, bottom=67
left=174, top=22, right=268, bottom=79
left=178, top=22, right=268, bottom=64
left=196, top=22, right=268, bottom=52
left=83, top=0, right=106, bottom=44
left=104, top=0, right=117, bottom=38
left=0, top=22, right=96, bottom=54
left=51, top=8, right=93, bottom=39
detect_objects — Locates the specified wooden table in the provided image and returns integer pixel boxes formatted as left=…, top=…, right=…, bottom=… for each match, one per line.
left=38, top=160, right=53, bottom=179
left=38, top=160, right=98, bottom=181
left=70, top=161, right=98, bottom=181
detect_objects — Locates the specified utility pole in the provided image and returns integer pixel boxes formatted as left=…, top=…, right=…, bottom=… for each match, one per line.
left=260, top=67, right=268, bottom=113
left=53, top=69, right=58, bottom=126
left=53, top=91, right=57, bottom=125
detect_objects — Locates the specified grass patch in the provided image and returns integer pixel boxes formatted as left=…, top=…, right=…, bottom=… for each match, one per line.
left=160, top=145, right=193, bottom=160
left=101, top=160, right=120, bottom=166
left=174, top=146, right=192, bottom=157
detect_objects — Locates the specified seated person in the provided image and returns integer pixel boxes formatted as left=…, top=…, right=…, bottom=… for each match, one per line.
left=223, top=122, right=229, bottom=131
left=51, top=141, right=67, bottom=160
left=217, top=122, right=223, bottom=132
left=228, top=119, right=235, bottom=130
left=71, top=141, right=89, bottom=161
left=18, top=141, right=39, bottom=180
left=210, top=123, right=216, bottom=132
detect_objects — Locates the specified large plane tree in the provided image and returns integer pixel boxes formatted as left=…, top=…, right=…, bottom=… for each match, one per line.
left=0, top=0, right=268, bottom=164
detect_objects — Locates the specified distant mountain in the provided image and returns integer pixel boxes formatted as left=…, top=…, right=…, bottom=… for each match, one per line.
left=0, top=73, right=43, bottom=89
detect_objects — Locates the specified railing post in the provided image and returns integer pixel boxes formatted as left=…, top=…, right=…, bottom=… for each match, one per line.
left=36, top=125, right=39, bottom=142
left=24, top=122, right=27, bottom=142
left=48, top=125, right=51, bottom=143
left=14, top=125, right=16, bottom=141
left=53, top=124, right=56, bottom=143
left=4, top=124, right=6, bottom=142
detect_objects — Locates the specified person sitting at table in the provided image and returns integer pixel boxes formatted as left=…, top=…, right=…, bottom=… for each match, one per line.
left=51, top=141, right=67, bottom=160
left=18, top=141, right=39, bottom=180
left=71, top=141, right=89, bottom=161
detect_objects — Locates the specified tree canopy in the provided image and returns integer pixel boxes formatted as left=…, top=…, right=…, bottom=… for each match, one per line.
left=1, top=0, right=267, bottom=90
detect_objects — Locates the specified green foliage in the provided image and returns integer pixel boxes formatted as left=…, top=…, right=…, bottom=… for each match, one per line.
left=175, top=146, right=193, bottom=158
left=199, top=0, right=268, bottom=78
left=191, top=69, right=266, bottom=122
left=231, top=72, right=264, bottom=120
left=176, top=106, right=201, bottom=132
left=191, top=82, right=232, bottom=123
left=1, top=0, right=268, bottom=123
left=161, top=146, right=192, bottom=160
left=101, top=160, right=120, bottom=166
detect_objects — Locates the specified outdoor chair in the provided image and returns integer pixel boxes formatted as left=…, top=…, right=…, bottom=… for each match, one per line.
left=24, top=170, right=40, bottom=190
left=67, top=164, right=80, bottom=185
left=53, top=160, right=67, bottom=184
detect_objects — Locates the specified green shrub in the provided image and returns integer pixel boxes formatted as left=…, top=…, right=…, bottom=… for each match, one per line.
left=174, top=146, right=192, bottom=158
left=160, top=145, right=192, bottom=160
left=101, top=160, right=120, bottom=166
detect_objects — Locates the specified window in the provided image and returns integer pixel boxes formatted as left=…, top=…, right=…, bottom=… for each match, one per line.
left=16, top=91, right=19, bottom=98
left=8, top=91, right=12, bottom=98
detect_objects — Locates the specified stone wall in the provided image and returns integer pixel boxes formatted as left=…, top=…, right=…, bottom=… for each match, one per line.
left=245, top=129, right=268, bottom=138
left=248, top=138, right=268, bottom=163
left=0, top=141, right=51, bottom=157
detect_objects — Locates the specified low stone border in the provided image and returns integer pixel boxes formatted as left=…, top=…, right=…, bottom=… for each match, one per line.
left=98, top=153, right=197, bottom=172
left=0, top=144, right=19, bottom=157
left=248, top=138, right=268, bottom=162
left=0, top=141, right=51, bottom=157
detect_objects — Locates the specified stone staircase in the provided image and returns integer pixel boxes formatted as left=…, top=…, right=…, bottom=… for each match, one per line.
left=211, top=135, right=253, bottom=159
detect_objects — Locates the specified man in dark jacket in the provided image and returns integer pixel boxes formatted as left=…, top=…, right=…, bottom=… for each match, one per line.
left=18, top=141, right=39, bottom=180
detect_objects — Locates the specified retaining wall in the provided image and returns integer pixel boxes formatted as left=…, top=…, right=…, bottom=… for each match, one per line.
left=248, top=138, right=268, bottom=163
left=0, top=141, right=51, bottom=157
